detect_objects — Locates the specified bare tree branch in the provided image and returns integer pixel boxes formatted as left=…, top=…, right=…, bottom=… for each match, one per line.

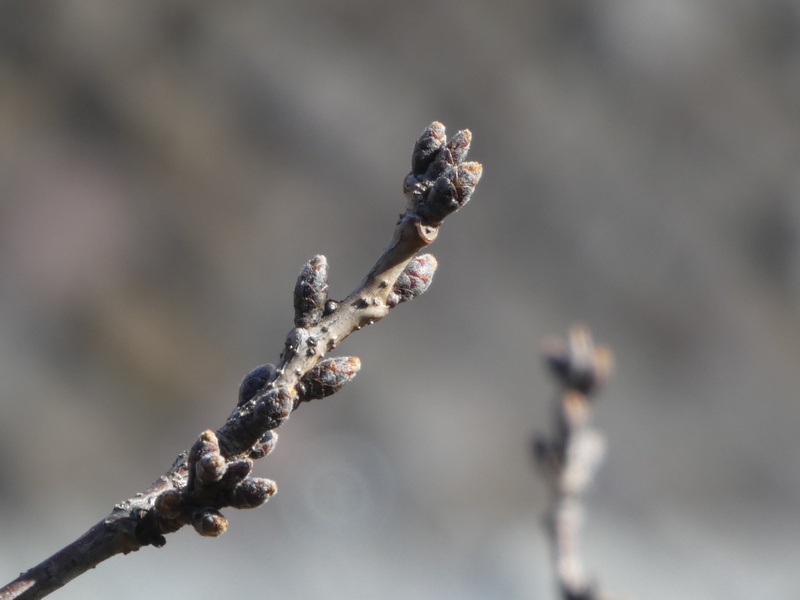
left=0, top=121, right=482, bottom=600
left=534, top=325, right=614, bottom=600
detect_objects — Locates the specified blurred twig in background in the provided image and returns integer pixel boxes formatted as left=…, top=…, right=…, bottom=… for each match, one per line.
left=535, top=326, right=615, bottom=600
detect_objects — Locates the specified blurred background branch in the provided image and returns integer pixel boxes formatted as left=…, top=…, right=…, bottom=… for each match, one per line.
left=535, top=326, right=613, bottom=600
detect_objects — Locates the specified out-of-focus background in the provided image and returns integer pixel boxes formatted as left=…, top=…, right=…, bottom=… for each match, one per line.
left=1, top=1, right=799, bottom=598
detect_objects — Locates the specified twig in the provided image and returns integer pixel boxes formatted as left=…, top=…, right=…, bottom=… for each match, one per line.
left=0, top=122, right=482, bottom=600
left=534, top=326, right=614, bottom=600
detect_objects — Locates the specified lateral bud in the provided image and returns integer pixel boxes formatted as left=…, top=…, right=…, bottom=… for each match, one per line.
left=294, top=255, right=329, bottom=328
left=296, top=356, right=361, bottom=402
left=238, top=364, right=276, bottom=406
left=226, top=477, right=278, bottom=509
left=252, top=388, right=296, bottom=431
left=189, top=430, right=220, bottom=469
left=220, top=459, right=253, bottom=488
left=196, top=453, right=227, bottom=486
left=192, top=509, right=228, bottom=537
left=154, top=489, right=184, bottom=520
left=387, top=254, right=437, bottom=307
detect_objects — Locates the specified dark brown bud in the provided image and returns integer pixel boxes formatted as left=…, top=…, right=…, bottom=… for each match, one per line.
left=188, top=430, right=221, bottom=477
left=192, top=509, right=228, bottom=537
left=196, top=453, right=227, bottom=486
left=296, top=356, right=361, bottom=402
left=454, top=161, right=482, bottom=204
left=238, top=364, right=276, bottom=406
left=221, top=459, right=253, bottom=487
left=226, top=477, right=278, bottom=509
left=405, top=124, right=481, bottom=225
left=251, top=388, right=295, bottom=431
left=294, top=255, right=329, bottom=328
left=411, top=122, right=446, bottom=175
left=419, top=176, right=459, bottom=224
left=387, top=254, right=437, bottom=307
left=424, top=150, right=455, bottom=181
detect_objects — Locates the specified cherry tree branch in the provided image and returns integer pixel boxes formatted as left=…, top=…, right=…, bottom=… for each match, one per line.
left=534, top=326, right=614, bottom=600
left=0, top=121, right=482, bottom=600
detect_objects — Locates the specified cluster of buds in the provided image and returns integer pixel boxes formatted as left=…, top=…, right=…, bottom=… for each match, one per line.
left=149, top=122, right=482, bottom=543
left=153, top=430, right=278, bottom=537
left=404, top=122, right=483, bottom=226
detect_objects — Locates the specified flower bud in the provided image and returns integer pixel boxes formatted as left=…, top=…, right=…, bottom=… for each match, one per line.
left=227, top=477, right=277, bottom=509
left=296, top=356, right=361, bottom=402
left=192, top=509, right=228, bottom=537
left=294, top=255, right=329, bottom=328
left=411, top=122, right=446, bottom=175
left=387, top=254, right=437, bottom=307
left=238, top=364, right=276, bottom=406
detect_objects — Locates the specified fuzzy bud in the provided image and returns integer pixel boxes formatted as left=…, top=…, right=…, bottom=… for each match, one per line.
left=420, top=176, right=459, bottom=224
left=189, top=430, right=220, bottom=466
left=294, top=255, right=329, bottom=328
left=251, top=388, right=295, bottom=431
left=223, top=388, right=296, bottom=454
left=296, top=356, right=361, bottom=402
left=238, top=364, right=276, bottom=406
left=387, top=254, right=437, bottom=307
left=226, top=477, right=278, bottom=509
left=192, top=509, right=228, bottom=537
left=221, top=459, right=253, bottom=488
left=196, top=453, right=227, bottom=486
left=411, top=122, right=446, bottom=175
left=445, top=128, right=472, bottom=164
left=404, top=123, right=482, bottom=225
left=454, top=161, right=482, bottom=205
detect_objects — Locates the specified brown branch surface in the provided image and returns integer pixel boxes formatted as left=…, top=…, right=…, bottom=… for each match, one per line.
left=0, top=122, right=482, bottom=600
left=535, top=326, right=613, bottom=600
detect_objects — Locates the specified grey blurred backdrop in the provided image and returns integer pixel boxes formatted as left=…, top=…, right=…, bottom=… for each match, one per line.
left=1, top=1, right=799, bottom=598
